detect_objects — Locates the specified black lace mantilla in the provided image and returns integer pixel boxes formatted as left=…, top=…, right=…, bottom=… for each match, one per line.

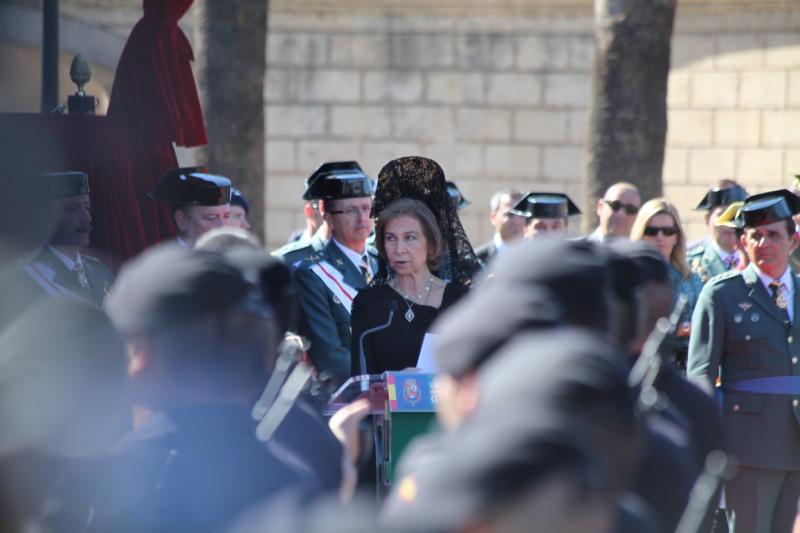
left=370, top=156, right=481, bottom=287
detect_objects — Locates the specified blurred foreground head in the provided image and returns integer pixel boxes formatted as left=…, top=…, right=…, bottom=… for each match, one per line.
left=106, top=243, right=288, bottom=410
left=0, top=298, right=130, bottom=458
left=386, top=328, right=640, bottom=533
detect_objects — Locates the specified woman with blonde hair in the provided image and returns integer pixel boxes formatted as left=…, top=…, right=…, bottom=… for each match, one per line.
left=631, top=198, right=702, bottom=367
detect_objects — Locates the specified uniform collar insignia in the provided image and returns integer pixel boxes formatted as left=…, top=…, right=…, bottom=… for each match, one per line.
left=335, top=258, right=344, bottom=266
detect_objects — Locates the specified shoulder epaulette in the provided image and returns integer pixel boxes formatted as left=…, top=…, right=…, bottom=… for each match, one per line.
left=707, top=269, right=741, bottom=285
left=686, top=244, right=705, bottom=257
left=273, top=240, right=311, bottom=257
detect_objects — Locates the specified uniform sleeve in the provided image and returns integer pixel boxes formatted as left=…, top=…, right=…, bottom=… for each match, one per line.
left=687, top=282, right=724, bottom=385
left=294, top=267, right=351, bottom=383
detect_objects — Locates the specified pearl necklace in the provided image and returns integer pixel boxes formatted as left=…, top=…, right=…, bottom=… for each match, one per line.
left=391, top=276, right=435, bottom=322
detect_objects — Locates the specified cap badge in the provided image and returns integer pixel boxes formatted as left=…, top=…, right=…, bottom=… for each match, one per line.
left=402, top=378, right=421, bottom=406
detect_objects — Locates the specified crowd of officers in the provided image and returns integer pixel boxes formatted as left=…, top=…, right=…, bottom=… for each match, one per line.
left=1, top=158, right=800, bottom=533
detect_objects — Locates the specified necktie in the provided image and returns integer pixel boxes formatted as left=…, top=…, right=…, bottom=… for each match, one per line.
left=73, top=261, right=89, bottom=289
left=769, top=280, right=791, bottom=325
left=725, top=255, right=737, bottom=270
left=360, top=254, right=372, bottom=284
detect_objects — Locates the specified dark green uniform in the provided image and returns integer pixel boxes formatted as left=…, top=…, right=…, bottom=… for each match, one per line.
left=687, top=242, right=733, bottom=284
left=272, top=229, right=326, bottom=269
left=294, top=241, right=377, bottom=385
left=688, top=265, right=800, bottom=532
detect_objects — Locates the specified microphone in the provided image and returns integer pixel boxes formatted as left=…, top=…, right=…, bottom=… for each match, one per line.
left=358, top=300, right=398, bottom=392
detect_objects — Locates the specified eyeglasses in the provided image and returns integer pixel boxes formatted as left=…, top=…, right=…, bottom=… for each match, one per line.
left=643, top=226, right=678, bottom=237
left=603, top=199, right=639, bottom=215
left=328, top=206, right=372, bottom=219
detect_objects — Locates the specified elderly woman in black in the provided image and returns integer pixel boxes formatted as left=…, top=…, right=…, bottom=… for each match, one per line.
left=350, top=156, right=478, bottom=376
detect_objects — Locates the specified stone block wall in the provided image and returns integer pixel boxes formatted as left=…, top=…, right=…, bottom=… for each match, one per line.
left=264, top=11, right=598, bottom=249
left=264, top=4, right=800, bottom=250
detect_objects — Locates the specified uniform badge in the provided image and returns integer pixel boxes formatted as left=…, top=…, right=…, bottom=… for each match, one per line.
left=751, top=312, right=760, bottom=322
left=734, top=313, right=743, bottom=323
left=692, top=258, right=701, bottom=268
left=738, top=302, right=752, bottom=311
left=332, top=295, right=341, bottom=305
left=335, top=258, right=344, bottom=266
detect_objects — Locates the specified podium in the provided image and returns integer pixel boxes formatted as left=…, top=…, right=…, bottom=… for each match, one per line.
left=327, top=371, right=438, bottom=499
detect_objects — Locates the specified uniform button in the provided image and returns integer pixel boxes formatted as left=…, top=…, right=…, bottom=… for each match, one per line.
left=794, top=400, right=799, bottom=408
left=794, top=357, right=799, bottom=365
left=745, top=335, right=751, bottom=341
left=733, top=404, right=740, bottom=412
left=790, top=336, right=795, bottom=343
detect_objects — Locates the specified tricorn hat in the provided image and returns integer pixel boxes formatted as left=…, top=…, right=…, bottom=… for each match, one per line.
left=714, top=201, right=745, bottom=229
left=149, top=166, right=231, bottom=207
left=230, top=188, right=250, bottom=214
left=739, top=189, right=800, bottom=228
left=509, top=192, right=581, bottom=220
left=46, top=171, right=89, bottom=198
left=695, top=185, right=747, bottom=211
left=302, top=161, right=373, bottom=201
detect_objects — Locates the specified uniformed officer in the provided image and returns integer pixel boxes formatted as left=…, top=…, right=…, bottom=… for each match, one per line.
left=474, top=189, right=525, bottom=265
left=445, top=180, right=470, bottom=211
left=687, top=181, right=747, bottom=283
left=273, top=162, right=363, bottom=269
left=509, top=192, right=581, bottom=239
left=293, top=164, right=377, bottom=386
left=149, top=166, right=232, bottom=248
left=104, top=244, right=331, bottom=532
left=688, top=188, right=800, bottom=533
left=20, top=171, right=115, bottom=308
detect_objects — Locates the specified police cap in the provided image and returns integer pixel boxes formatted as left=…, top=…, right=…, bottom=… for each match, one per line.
left=694, top=185, right=747, bottom=211
left=739, top=188, right=800, bottom=229
left=302, top=161, right=372, bottom=201
left=149, top=166, right=232, bottom=207
left=714, top=201, right=744, bottom=229
left=45, top=170, right=89, bottom=198
left=446, top=181, right=470, bottom=210
left=509, top=192, right=581, bottom=220
left=231, top=187, right=250, bottom=214
left=106, top=243, right=250, bottom=335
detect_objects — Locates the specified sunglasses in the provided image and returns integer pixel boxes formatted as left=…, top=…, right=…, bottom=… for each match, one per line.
left=603, top=199, right=639, bottom=215
left=643, top=226, right=678, bottom=237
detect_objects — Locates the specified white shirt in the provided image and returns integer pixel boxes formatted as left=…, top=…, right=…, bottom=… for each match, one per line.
left=332, top=238, right=369, bottom=274
left=753, top=263, right=795, bottom=322
left=47, top=244, right=84, bottom=272
left=710, top=240, right=735, bottom=268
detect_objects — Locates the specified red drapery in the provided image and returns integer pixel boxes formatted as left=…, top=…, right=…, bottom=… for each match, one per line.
left=0, top=113, right=179, bottom=271
left=108, top=0, right=206, bottom=147
left=1, top=1, right=207, bottom=269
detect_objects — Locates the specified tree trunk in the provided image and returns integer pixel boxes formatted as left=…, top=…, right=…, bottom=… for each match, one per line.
left=582, top=0, right=677, bottom=232
left=194, top=0, right=268, bottom=239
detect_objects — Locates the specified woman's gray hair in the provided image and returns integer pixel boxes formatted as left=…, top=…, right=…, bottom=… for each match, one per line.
left=376, top=198, right=444, bottom=271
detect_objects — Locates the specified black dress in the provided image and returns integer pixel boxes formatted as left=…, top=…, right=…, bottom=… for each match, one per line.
left=350, top=283, right=469, bottom=376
